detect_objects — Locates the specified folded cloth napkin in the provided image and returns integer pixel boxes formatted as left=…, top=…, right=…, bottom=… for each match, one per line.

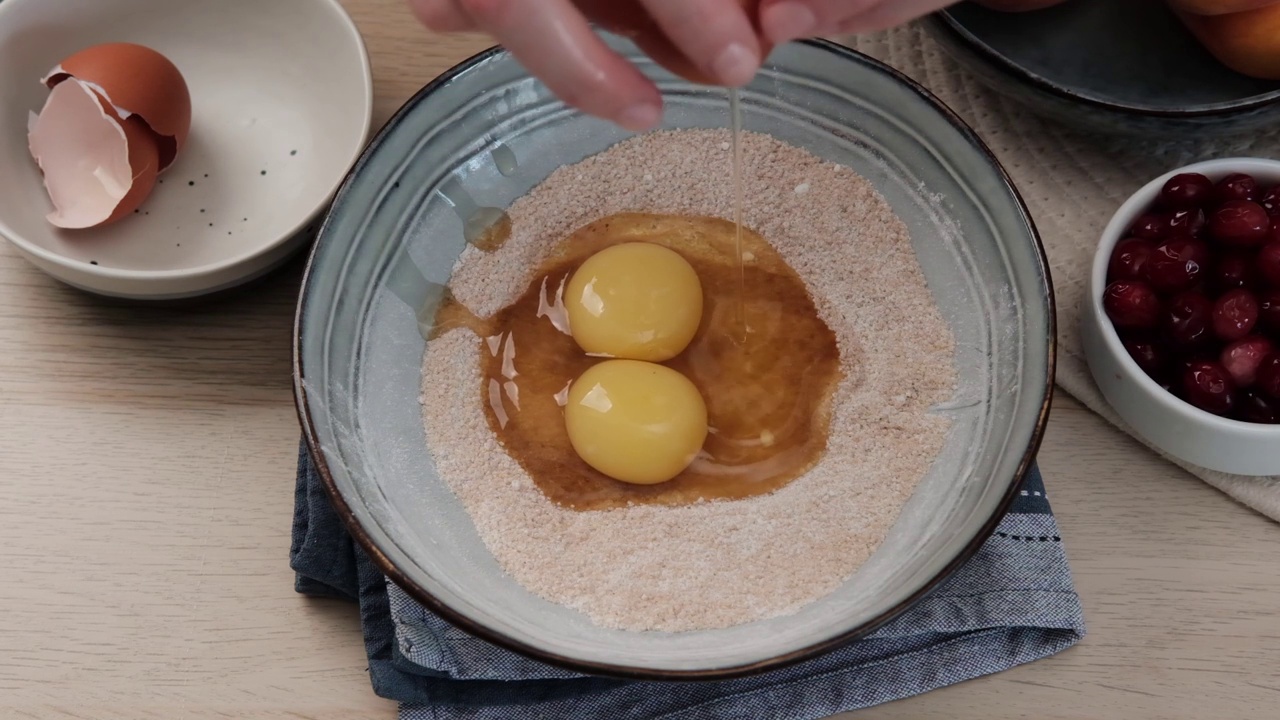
left=291, top=441, right=1085, bottom=719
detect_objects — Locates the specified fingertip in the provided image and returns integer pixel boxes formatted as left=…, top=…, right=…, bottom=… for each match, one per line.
left=760, top=1, right=817, bottom=45
left=618, top=101, right=664, bottom=132
left=712, top=42, right=761, bottom=88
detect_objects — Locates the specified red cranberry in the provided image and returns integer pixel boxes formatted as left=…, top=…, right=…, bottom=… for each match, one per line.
left=1182, top=361, right=1237, bottom=416
left=1161, top=173, right=1214, bottom=209
left=1257, top=354, right=1280, bottom=400
left=1259, top=289, right=1280, bottom=333
left=1144, top=236, right=1210, bottom=293
left=1212, top=289, right=1260, bottom=341
left=1130, top=213, right=1168, bottom=241
left=1209, top=200, right=1272, bottom=247
left=1178, top=354, right=1207, bottom=373
left=1108, top=238, right=1155, bottom=282
left=1104, top=281, right=1162, bottom=330
left=1210, top=253, right=1259, bottom=292
left=1172, top=207, right=1198, bottom=235
left=1259, top=242, right=1280, bottom=286
left=1221, top=335, right=1274, bottom=387
left=1164, top=290, right=1214, bottom=350
left=1238, top=390, right=1280, bottom=423
left=1214, top=173, right=1259, bottom=203
left=1261, top=185, right=1280, bottom=218
left=1123, top=337, right=1168, bottom=379
left=1167, top=208, right=1205, bottom=237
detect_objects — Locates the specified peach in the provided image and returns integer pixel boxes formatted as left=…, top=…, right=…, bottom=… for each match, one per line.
left=1168, top=0, right=1280, bottom=16
left=1176, top=4, right=1280, bottom=79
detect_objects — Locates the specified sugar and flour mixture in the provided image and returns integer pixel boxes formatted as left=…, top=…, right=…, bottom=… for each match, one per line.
left=420, top=129, right=957, bottom=632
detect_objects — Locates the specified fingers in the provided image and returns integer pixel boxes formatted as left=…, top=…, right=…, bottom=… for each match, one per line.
left=759, top=0, right=957, bottom=44
left=639, top=0, right=763, bottom=87
left=459, top=0, right=663, bottom=131
left=832, top=0, right=959, bottom=34
left=407, top=0, right=475, bottom=33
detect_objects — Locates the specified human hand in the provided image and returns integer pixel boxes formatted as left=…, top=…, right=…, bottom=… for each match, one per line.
left=407, top=0, right=1061, bottom=131
left=408, top=0, right=767, bottom=132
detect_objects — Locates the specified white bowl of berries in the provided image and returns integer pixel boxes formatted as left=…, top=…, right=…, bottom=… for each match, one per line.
left=1083, top=158, right=1280, bottom=477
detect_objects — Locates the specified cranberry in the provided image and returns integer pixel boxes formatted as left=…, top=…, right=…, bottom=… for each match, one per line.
left=1108, top=238, right=1155, bottom=282
left=1257, top=354, right=1280, bottom=400
left=1161, top=173, right=1214, bottom=209
left=1182, top=361, right=1237, bottom=416
left=1178, top=354, right=1208, bottom=373
left=1130, top=213, right=1168, bottom=241
left=1215, top=173, right=1259, bottom=203
left=1259, top=242, right=1280, bottom=286
left=1238, top=390, right=1280, bottom=423
left=1259, top=289, right=1280, bottom=333
left=1261, top=185, right=1280, bottom=218
left=1144, top=236, right=1210, bottom=293
left=1104, top=281, right=1162, bottom=330
left=1164, top=290, right=1213, bottom=350
left=1212, top=289, right=1260, bottom=341
left=1210, top=253, right=1259, bottom=292
left=1209, top=200, right=1271, bottom=247
left=1123, top=337, right=1168, bottom=378
left=1221, top=336, right=1274, bottom=387
left=1167, top=208, right=1205, bottom=237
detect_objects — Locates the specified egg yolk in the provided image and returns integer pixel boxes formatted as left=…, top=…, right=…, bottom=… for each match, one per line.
left=564, top=359, right=708, bottom=485
left=565, top=242, right=703, bottom=362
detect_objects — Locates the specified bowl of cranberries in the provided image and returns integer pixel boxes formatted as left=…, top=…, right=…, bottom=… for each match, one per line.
left=1083, top=158, right=1280, bottom=476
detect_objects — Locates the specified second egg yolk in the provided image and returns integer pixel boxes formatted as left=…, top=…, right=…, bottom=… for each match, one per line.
left=565, top=242, right=703, bottom=362
left=564, top=359, right=708, bottom=485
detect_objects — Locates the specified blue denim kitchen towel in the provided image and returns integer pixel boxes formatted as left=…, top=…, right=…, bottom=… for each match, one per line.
left=291, top=440, right=1085, bottom=719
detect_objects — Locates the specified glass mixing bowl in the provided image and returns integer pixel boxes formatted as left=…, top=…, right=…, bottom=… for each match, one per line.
left=294, top=36, right=1054, bottom=679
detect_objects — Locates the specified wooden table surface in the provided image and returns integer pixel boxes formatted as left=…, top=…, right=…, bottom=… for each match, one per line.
left=3, top=2, right=1279, bottom=718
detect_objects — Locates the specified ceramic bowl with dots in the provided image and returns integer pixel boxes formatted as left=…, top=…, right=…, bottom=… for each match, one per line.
left=0, top=0, right=372, bottom=299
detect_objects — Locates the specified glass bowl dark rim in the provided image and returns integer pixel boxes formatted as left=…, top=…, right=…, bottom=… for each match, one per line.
left=927, top=10, right=1280, bottom=119
left=292, top=38, right=1058, bottom=681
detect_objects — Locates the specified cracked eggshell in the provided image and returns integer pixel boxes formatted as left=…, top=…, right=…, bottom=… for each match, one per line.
left=44, top=42, right=191, bottom=170
left=105, top=113, right=161, bottom=225
left=27, top=78, right=160, bottom=229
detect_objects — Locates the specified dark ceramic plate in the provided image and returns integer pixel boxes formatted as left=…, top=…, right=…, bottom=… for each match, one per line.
left=926, top=0, right=1280, bottom=136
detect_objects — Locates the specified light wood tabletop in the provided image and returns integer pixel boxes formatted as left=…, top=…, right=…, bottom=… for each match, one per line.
left=2, top=2, right=1279, bottom=718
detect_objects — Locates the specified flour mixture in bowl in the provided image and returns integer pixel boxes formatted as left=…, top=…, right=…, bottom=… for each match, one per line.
left=420, top=129, right=957, bottom=633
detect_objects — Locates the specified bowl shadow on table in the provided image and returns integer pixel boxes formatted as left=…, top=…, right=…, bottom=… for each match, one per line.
left=31, top=230, right=318, bottom=406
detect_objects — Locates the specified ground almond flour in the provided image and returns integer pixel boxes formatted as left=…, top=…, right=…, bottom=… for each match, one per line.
left=420, top=129, right=957, bottom=632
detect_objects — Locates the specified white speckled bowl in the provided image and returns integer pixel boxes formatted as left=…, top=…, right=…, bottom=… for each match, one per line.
left=294, top=38, right=1054, bottom=678
left=0, top=0, right=371, bottom=299
left=1082, top=158, right=1280, bottom=477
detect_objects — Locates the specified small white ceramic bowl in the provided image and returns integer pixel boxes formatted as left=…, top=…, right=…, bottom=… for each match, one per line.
left=1082, top=158, right=1280, bottom=477
left=0, top=0, right=372, bottom=300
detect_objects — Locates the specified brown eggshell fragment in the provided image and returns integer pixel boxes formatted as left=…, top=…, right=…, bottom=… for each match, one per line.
left=105, top=115, right=161, bottom=225
left=45, top=42, right=191, bottom=170
left=27, top=78, right=160, bottom=229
